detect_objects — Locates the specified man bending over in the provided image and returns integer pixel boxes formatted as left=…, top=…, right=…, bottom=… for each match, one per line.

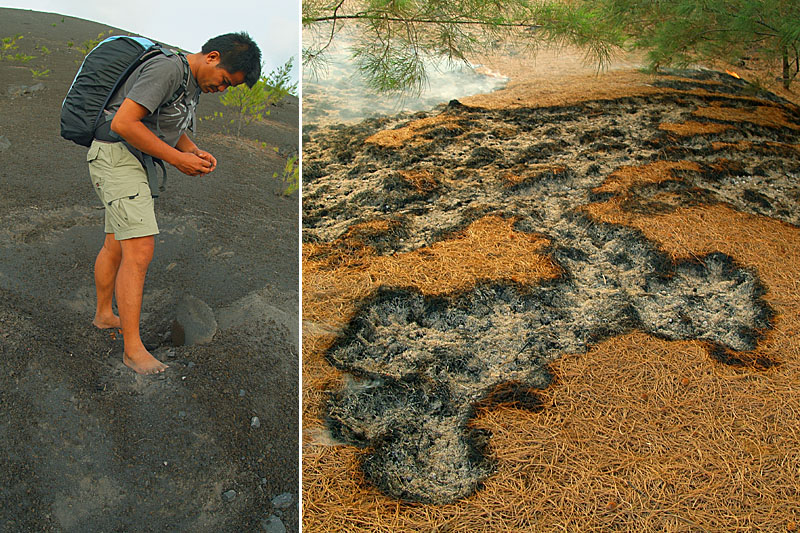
left=89, top=32, right=261, bottom=374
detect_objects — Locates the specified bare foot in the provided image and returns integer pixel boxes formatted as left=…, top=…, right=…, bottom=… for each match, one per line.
left=93, top=313, right=122, bottom=330
left=123, top=346, right=168, bottom=375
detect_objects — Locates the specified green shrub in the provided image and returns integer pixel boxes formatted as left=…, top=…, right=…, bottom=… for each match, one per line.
left=8, top=52, right=34, bottom=63
left=217, top=57, right=297, bottom=137
left=218, top=78, right=273, bottom=136
left=30, top=67, right=50, bottom=79
left=263, top=56, right=298, bottom=98
left=1, top=34, right=23, bottom=59
left=274, top=154, right=299, bottom=196
left=76, top=30, right=113, bottom=62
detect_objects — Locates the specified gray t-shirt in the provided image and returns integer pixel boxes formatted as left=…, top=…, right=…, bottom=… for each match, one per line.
left=105, top=53, right=200, bottom=147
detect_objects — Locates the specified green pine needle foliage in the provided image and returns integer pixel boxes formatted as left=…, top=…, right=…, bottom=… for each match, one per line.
left=273, top=154, right=299, bottom=196
left=303, top=0, right=624, bottom=94
left=590, top=0, right=800, bottom=88
left=303, top=0, right=800, bottom=92
left=219, top=57, right=297, bottom=137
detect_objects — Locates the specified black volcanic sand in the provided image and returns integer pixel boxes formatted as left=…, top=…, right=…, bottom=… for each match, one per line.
left=303, top=70, right=800, bottom=504
left=1, top=8, right=298, bottom=532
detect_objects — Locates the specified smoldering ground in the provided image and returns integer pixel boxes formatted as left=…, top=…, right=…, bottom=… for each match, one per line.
left=303, top=69, right=798, bottom=505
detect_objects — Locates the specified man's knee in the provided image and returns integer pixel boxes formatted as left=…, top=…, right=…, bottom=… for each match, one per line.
left=120, top=235, right=155, bottom=268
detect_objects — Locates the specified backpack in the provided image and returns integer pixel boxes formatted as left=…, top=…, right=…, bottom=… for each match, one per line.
left=61, top=35, right=190, bottom=146
left=61, top=35, right=191, bottom=196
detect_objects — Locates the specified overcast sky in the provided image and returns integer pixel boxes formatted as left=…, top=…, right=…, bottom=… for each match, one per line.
left=0, top=0, right=300, bottom=82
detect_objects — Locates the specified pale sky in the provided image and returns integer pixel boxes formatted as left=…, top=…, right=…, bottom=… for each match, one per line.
left=1, top=0, right=300, bottom=83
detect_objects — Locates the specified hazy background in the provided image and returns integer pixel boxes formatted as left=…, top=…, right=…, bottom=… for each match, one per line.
left=302, top=27, right=508, bottom=125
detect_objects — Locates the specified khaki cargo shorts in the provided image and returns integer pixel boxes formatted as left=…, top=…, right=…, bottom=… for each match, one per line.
left=87, top=140, right=159, bottom=240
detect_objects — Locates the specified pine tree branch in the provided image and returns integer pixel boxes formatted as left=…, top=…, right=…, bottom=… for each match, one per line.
left=306, top=0, right=348, bottom=59
left=754, top=18, right=779, bottom=35
left=306, top=12, right=537, bottom=28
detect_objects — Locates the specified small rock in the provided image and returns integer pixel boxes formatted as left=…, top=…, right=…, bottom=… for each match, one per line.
left=251, top=416, right=261, bottom=428
left=0, top=135, right=10, bottom=152
left=178, top=411, right=186, bottom=418
left=261, top=515, right=286, bottom=533
left=239, top=389, right=246, bottom=397
left=271, top=492, right=293, bottom=509
left=222, top=489, right=237, bottom=502
left=7, top=83, right=45, bottom=98
left=172, top=294, right=217, bottom=346
left=7, top=85, right=24, bottom=97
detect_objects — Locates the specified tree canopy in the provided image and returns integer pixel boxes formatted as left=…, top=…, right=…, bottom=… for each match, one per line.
left=302, top=0, right=800, bottom=93
left=302, top=0, right=624, bottom=93
left=600, top=0, right=800, bottom=88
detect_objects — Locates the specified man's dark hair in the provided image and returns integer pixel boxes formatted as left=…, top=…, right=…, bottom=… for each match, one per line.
left=201, top=32, right=262, bottom=88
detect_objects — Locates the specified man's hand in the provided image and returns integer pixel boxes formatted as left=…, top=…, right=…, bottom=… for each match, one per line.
left=176, top=133, right=217, bottom=174
left=173, top=151, right=213, bottom=176
left=194, top=150, right=217, bottom=172
left=112, top=99, right=217, bottom=178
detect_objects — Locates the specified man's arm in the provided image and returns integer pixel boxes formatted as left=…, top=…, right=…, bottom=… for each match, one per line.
left=111, top=98, right=212, bottom=176
left=176, top=133, right=217, bottom=172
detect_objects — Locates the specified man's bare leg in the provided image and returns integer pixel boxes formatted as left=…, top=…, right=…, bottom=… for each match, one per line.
left=117, top=235, right=167, bottom=374
left=93, top=233, right=122, bottom=329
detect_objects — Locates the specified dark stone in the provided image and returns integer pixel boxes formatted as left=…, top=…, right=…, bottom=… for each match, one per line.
left=172, top=295, right=217, bottom=346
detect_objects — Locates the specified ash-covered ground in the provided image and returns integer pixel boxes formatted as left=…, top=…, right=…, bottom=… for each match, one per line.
left=303, top=69, right=799, bottom=504
left=1, top=9, right=299, bottom=531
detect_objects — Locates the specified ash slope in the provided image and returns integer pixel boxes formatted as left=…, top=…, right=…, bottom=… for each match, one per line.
left=0, top=8, right=299, bottom=532
left=303, top=69, right=797, bottom=504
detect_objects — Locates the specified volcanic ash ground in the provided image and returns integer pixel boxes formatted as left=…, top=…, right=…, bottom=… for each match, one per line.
left=303, top=69, right=799, bottom=504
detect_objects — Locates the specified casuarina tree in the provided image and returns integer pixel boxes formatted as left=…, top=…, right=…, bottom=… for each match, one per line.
left=596, top=0, right=800, bottom=88
left=302, top=0, right=800, bottom=92
left=302, top=0, right=623, bottom=94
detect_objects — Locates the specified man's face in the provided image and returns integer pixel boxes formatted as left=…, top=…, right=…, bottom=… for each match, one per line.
left=198, top=51, right=246, bottom=93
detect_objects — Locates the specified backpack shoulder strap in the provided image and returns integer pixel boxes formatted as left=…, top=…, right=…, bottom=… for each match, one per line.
left=161, top=52, right=192, bottom=108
